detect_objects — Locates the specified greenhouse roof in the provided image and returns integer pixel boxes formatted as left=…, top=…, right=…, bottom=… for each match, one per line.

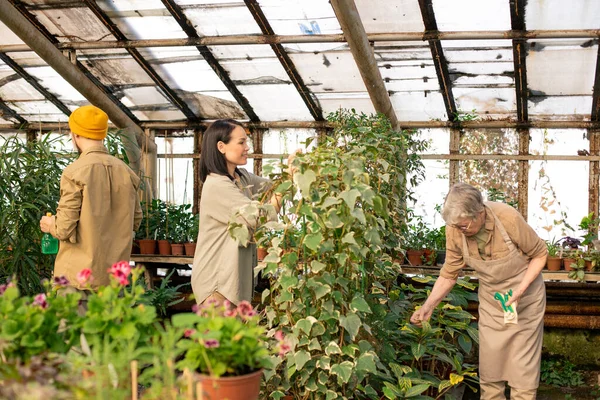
left=0, top=0, right=599, bottom=131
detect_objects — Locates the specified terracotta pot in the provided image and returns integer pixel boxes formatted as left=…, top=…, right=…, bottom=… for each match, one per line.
left=171, top=243, right=185, bottom=256
left=196, top=369, right=262, bottom=400
left=563, top=258, right=576, bottom=271
left=257, top=247, right=267, bottom=261
left=138, top=239, right=157, bottom=255
left=157, top=240, right=172, bottom=255
left=585, top=260, right=594, bottom=272
left=406, top=249, right=424, bottom=266
left=546, top=257, right=562, bottom=271
left=423, top=248, right=436, bottom=265
left=184, top=242, right=197, bottom=256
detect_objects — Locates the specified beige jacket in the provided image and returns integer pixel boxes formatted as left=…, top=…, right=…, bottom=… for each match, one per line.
left=191, top=170, right=270, bottom=305
left=440, top=202, right=547, bottom=280
left=51, top=145, right=142, bottom=289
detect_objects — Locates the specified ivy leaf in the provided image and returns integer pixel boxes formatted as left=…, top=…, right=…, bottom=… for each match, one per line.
left=304, top=232, right=323, bottom=252
left=229, top=224, right=249, bottom=246
left=341, top=232, right=357, bottom=246
left=356, top=352, right=377, bottom=373
left=339, top=312, right=362, bottom=340
left=325, top=341, right=342, bottom=355
left=340, top=189, right=361, bottom=211
left=310, top=260, right=327, bottom=273
left=350, top=295, right=372, bottom=314
left=326, top=390, right=339, bottom=400
left=295, top=317, right=317, bottom=335
left=306, top=280, right=331, bottom=300
left=294, top=350, right=311, bottom=370
left=331, top=361, right=354, bottom=384
left=295, top=170, right=316, bottom=198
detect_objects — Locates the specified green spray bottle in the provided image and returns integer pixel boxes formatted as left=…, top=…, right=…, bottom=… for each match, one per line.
left=41, top=212, right=59, bottom=255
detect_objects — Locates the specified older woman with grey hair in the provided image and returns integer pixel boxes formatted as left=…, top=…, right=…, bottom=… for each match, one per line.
left=410, top=183, right=547, bottom=400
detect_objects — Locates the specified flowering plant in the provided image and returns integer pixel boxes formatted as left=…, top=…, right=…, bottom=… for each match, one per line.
left=173, top=300, right=290, bottom=378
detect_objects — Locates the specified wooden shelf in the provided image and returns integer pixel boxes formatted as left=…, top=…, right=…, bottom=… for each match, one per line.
left=401, top=266, right=600, bottom=283
left=131, top=255, right=193, bottom=265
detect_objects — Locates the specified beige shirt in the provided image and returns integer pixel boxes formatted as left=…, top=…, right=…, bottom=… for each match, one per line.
left=51, top=145, right=142, bottom=289
left=440, top=202, right=547, bottom=280
left=191, top=170, right=270, bottom=305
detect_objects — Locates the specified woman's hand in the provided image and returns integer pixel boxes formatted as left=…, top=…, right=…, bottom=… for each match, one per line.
left=410, top=304, right=434, bottom=327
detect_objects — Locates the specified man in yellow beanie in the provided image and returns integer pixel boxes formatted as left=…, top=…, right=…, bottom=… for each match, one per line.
left=39, top=105, right=142, bottom=289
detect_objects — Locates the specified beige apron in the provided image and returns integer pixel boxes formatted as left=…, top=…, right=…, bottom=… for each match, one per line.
left=461, top=208, right=545, bottom=390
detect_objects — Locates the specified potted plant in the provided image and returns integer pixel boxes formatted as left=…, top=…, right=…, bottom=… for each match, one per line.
left=403, top=218, right=428, bottom=266
left=172, top=301, right=289, bottom=400
left=558, top=236, right=582, bottom=271
left=167, top=203, right=192, bottom=256
left=546, top=239, right=562, bottom=271
left=138, top=200, right=162, bottom=255
left=185, top=213, right=199, bottom=256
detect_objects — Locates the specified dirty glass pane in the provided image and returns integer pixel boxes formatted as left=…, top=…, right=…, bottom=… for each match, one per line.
left=11, top=100, right=68, bottom=122
left=0, top=21, right=26, bottom=45
left=6, top=51, right=48, bottom=68
left=459, top=129, right=520, bottom=203
left=432, top=0, right=511, bottom=31
left=30, top=8, right=114, bottom=42
left=390, top=91, right=448, bottom=121
left=258, top=0, right=341, bottom=35
left=529, top=160, right=589, bottom=241
left=356, top=0, right=424, bottom=33
left=317, top=93, right=375, bottom=117
left=288, top=50, right=366, bottom=93
left=454, top=87, right=516, bottom=119
left=78, top=50, right=156, bottom=86
left=24, top=66, right=86, bottom=104
left=0, top=77, right=45, bottom=101
left=157, top=157, right=195, bottom=205
left=411, top=160, right=449, bottom=228
left=529, top=128, right=589, bottom=157
left=120, top=86, right=186, bottom=121
left=419, top=127, right=449, bottom=154
left=237, top=84, right=313, bottom=120
left=179, top=2, right=261, bottom=36
left=525, top=0, right=600, bottom=30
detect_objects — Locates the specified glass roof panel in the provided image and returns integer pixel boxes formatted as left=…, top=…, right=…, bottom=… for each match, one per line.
left=390, top=91, right=448, bottom=121
left=78, top=50, right=157, bottom=86
left=258, top=0, right=341, bottom=35
left=527, top=40, right=597, bottom=96
left=454, top=87, right=516, bottom=118
left=0, top=76, right=45, bottom=101
left=287, top=49, right=366, bottom=93
left=178, top=2, right=261, bottom=36
left=0, top=21, right=26, bottom=45
left=106, top=15, right=188, bottom=40
left=526, top=0, right=600, bottom=29
left=10, top=100, right=68, bottom=121
left=24, top=66, right=86, bottom=104
left=316, top=93, right=375, bottom=117
left=528, top=96, right=592, bottom=121
left=356, top=0, right=424, bottom=33
left=98, top=0, right=167, bottom=11
left=30, top=7, right=114, bottom=43
left=238, top=84, right=313, bottom=120
left=120, top=86, right=186, bottom=121
left=431, top=0, right=511, bottom=31
left=216, top=45, right=293, bottom=82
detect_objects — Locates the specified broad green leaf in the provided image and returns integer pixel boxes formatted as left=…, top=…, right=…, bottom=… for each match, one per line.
left=324, top=209, right=344, bottom=229
left=310, top=260, right=327, bottom=273
left=356, top=352, right=377, bottom=373
left=308, top=338, right=322, bottom=351
left=339, top=312, right=362, bottom=340
left=458, top=334, right=472, bottom=354
left=295, top=317, right=317, bottom=335
left=294, top=350, right=311, bottom=370
left=325, top=341, right=342, bottom=355
left=404, top=383, right=431, bottom=397
left=350, top=295, right=372, bottom=313
left=411, top=343, right=425, bottom=360
left=326, top=390, right=338, bottom=400
left=295, top=170, right=316, bottom=198
left=341, top=232, right=357, bottom=246
left=316, top=356, right=331, bottom=370
left=304, top=233, right=323, bottom=252
left=331, top=361, right=353, bottom=384
left=340, top=189, right=361, bottom=211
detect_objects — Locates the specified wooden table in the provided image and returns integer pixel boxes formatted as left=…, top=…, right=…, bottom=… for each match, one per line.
left=131, top=255, right=193, bottom=289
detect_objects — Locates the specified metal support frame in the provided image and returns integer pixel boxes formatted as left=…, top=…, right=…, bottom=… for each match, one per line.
left=160, top=0, right=259, bottom=121
left=0, top=52, right=71, bottom=116
left=250, top=127, right=265, bottom=176
left=449, top=129, right=460, bottom=186
left=418, top=0, right=457, bottom=120
left=192, top=128, right=202, bottom=214
left=590, top=43, right=600, bottom=221
left=82, top=0, right=199, bottom=121
left=244, top=0, right=323, bottom=121
left=0, top=97, right=27, bottom=125
left=517, top=128, right=530, bottom=219
left=2, top=30, right=600, bottom=52
left=330, top=0, right=398, bottom=129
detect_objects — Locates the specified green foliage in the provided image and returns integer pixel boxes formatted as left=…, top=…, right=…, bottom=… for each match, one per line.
left=578, top=212, right=600, bottom=247
left=540, top=357, right=585, bottom=387
left=374, top=277, right=479, bottom=398
left=0, top=281, right=81, bottom=362
left=140, top=268, right=189, bottom=318
left=166, top=203, right=193, bottom=243
left=0, top=134, right=72, bottom=294
left=173, top=301, right=274, bottom=378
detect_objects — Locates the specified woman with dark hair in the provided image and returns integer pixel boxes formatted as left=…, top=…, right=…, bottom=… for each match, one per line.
left=191, top=119, right=293, bottom=306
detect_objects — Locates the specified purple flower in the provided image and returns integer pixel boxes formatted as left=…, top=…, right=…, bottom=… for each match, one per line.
left=236, top=300, right=257, bottom=319
left=0, top=284, right=7, bottom=296
left=54, top=276, right=70, bottom=286
left=184, top=329, right=196, bottom=338
left=192, top=304, right=200, bottom=314
left=33, top=293, right=48, bottom=309
left=203, top=339, right=220, bottom=349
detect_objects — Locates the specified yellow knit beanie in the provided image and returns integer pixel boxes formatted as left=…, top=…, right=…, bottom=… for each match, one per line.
left=68, top=105, right=108, bottom=140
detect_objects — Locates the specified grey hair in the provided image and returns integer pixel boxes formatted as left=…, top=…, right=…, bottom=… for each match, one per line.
left=442, top=183, right=485, bottom=225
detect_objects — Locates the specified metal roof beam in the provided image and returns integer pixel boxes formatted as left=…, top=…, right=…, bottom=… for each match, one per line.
left=418, top=0, right=457, bottom=120
left=244, top=0, right=323, bottom=121
left=1, top=30, right=598, bottom=52
left=160, top=0, right=259, bottom=121
left=330, top=0, right=398, bottom=129
left=81, top=0, right=199, bottom=121
left=592, top=43, right=600, bottom=121
left=510, top=0, right=528, bottom=122
left=0, top=52, right=71, bottom=116
left=0, top=0, right=150, bottom=174
left=0, top=97, right=27, bottom=125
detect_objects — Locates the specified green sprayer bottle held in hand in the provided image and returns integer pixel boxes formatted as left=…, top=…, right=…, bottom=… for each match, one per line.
left=41, top=212, right=59, bottom=255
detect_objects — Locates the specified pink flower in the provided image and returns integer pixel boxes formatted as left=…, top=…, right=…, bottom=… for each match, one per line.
left=33, top=293, right=48, bottom=309
left=53, top=276, right=70, bottom=286
left=76, top=269, right=93, bottom=286
left=0, top=284, right=7, bottom=296
left=236, top=300, right=256, bottom=319
left=278, top=341, right=291, bottom=357
left=203, top=339, right=220, bottom=348
left=184, top=329, right=196, bottom=338
left=192, top=304, right=200, bottom=314
left=108, top=261, right=131, bottom=285
left=275, top=330, right=284, bottom=341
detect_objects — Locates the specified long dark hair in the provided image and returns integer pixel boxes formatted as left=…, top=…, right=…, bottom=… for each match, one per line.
left=199, top=119, right=245, bottom=183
